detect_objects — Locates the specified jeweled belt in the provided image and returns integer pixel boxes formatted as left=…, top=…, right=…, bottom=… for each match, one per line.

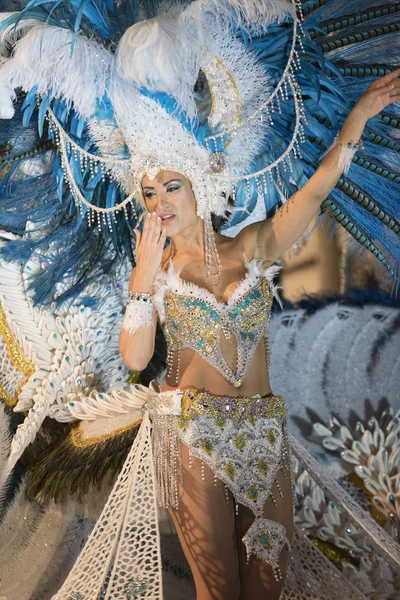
left=178, top=387, right=287, bottom=428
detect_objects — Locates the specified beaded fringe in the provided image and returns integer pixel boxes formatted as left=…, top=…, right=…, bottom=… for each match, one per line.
left=152, top=413, right=182, bottom=510
left=204, top=214, right=222, bottom=287
left=337, top=145, right=358, bottom=175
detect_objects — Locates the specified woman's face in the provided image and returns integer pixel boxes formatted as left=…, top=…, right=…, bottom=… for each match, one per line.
left=141, top=170, right=198, bottom=236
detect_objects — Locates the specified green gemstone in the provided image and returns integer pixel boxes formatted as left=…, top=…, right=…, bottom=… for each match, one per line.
left=225, top=463, right=235, bottom=478
left=247, top=486, right=258, bottom=501
left=202, top=439, right=213, bottom=453
left=259, top=532, right=270, bottom=547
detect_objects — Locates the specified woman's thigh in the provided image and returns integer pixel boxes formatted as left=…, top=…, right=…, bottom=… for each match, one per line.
left=168, top=443, right=241, bottom=600
left=235, top=469, right=294, bottom=600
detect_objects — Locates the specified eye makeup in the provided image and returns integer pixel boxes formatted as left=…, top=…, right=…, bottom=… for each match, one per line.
left=142, top=179, right=183, bottom=197
left=165, top=180, right=182, bottom=193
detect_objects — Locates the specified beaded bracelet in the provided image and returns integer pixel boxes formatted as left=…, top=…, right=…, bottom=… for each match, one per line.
left=128, top=291, right=152, bottom=304
left=338, top=139, right=364, bottom=151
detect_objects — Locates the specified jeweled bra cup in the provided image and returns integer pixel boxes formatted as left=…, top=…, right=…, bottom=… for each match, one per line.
left=152, top=259, right=282, bottom=387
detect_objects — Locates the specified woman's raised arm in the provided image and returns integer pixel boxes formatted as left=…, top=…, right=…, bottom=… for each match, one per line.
left=237, top=69, right=400, bottom=264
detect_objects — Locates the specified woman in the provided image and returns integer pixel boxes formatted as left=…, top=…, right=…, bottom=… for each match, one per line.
left=119, top=69, right=400, bottom=600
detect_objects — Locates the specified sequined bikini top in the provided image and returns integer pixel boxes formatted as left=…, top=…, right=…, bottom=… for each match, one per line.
left=152, top=259, right=282, bottom=388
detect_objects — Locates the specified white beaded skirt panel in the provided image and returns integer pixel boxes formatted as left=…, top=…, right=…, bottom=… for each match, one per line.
left=151, top=387, right=293, bottom=581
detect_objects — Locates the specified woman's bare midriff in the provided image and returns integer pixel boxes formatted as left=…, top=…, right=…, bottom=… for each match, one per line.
left=161, top=337, right=273, bottom=397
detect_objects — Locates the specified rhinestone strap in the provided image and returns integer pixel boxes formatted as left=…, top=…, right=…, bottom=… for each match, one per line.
left=128, top=291, right=152, bottom=303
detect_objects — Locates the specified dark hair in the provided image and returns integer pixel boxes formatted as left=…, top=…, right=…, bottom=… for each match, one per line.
left=211, top=192, right=235, bottom=232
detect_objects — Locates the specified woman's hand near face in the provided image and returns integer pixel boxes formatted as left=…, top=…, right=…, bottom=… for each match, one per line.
left=131, top=212, right=167, bottom=292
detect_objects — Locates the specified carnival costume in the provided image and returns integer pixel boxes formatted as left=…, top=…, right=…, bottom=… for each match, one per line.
left=0, top=0, right=399, bottom=598
left=151, top=260, right=291, bottom=572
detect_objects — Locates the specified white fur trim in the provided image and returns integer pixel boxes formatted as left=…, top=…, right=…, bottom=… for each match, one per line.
left=152, top=271, right=168, bottom=324
left=257, top=261, right=283, bottom=308
left=337, top=145, right=357, bottom=175
left=152, top=257, right=283, bottom=319
left=321, top=136, right=358, bottom=175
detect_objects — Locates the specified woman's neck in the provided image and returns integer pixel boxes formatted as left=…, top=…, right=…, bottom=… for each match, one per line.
left=170, top=218, right=206, bottom=263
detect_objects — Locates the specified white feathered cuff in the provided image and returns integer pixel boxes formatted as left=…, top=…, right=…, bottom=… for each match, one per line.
left=122, top=297, right=154, bottom=335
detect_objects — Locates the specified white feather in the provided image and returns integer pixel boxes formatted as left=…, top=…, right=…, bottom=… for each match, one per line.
left=0, top=247, right=129, bottom=488
left=0, top=484, right=91, bottom=599
left=337, top=145, right=358, bottom=175
left=122, top=300, right=154, bottom=335
left=115, top=0, right=293, bottom=119
left=0, top=405, right=12, bottom=504
left=183, top=0, right=294, bottom=39
left=116, top=14, right=199, bottom=120
left=201, top=32, right=272, bottom=172
left=0, top=12, right=43, bottom=52
left=0, top=24, right=112, bottom=119
left=0, top=59, right=16, bottom=118
left=107, top=70, right=222, bottom=217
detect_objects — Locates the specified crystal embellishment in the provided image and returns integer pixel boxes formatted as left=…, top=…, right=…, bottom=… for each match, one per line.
left=124, top=577, right=147, bottom=598
left=242, top=518, right=289, bottom=579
